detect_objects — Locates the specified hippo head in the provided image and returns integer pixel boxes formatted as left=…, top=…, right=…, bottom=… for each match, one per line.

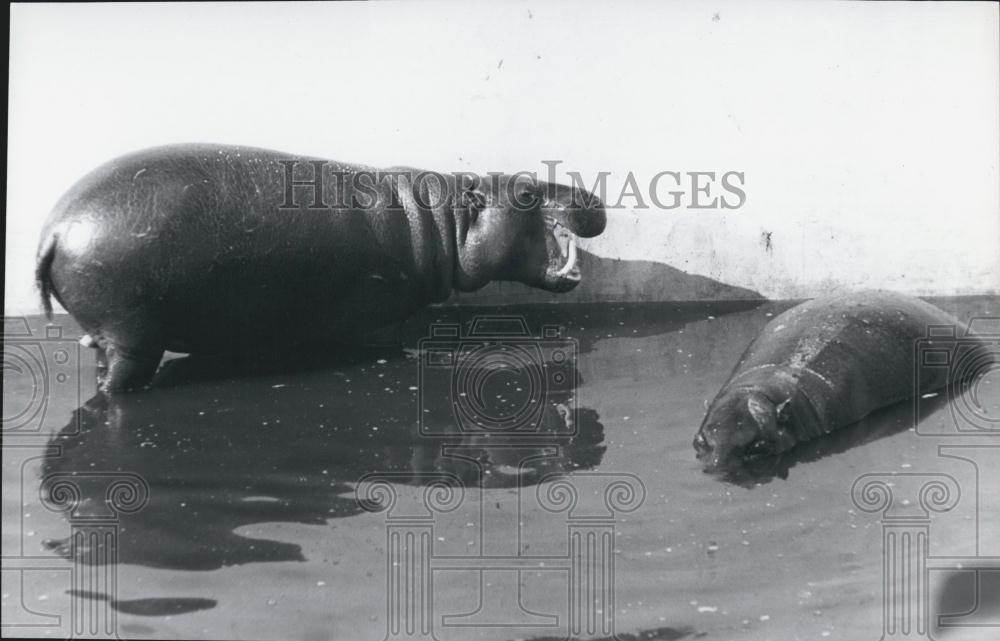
left=693, top=389, right=797, bottom=476
left=447, top=173, right=606, bottom=293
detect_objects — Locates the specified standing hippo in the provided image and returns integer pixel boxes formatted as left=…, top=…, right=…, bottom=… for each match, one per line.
left=36, top=144, right=605, bottom=391
left=693, top=290, right=985, bottom=476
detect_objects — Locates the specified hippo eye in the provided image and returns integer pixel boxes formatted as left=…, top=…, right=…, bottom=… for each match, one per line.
left=744, top=440, right=773, bottom=460
left=516, top=189, right=540, bottom=210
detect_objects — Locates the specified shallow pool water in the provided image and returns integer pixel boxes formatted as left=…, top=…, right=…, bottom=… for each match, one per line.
left=3, top=298, right=998, bottom=640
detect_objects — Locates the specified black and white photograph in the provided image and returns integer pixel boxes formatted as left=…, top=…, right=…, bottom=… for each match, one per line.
left=4, top=2, right=999, bottom=640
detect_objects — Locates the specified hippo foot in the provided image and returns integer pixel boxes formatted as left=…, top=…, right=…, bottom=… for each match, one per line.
left=97, top=344, right=164, bottom=392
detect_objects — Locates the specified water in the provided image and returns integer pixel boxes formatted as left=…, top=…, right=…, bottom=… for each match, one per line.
left=3, top=298, right=998, bottom=640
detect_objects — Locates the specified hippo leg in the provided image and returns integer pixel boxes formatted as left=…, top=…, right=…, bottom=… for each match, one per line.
left=99, top=343, right=164, bottom=392
left=95, top=344, right=108, bottom=377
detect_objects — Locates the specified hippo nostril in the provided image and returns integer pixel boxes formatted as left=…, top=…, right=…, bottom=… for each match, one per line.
left=693, top=433, right=712, bottom=456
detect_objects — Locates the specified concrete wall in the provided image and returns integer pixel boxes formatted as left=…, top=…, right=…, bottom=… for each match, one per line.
left=7, top=2, right=999, bottom=314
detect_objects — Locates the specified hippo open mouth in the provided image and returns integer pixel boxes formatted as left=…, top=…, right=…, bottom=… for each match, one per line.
left=543, top=214, right=581, bottom=291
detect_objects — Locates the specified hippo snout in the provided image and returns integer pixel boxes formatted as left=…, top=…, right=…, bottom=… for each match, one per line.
left=542, top=182, right=606, bottom=238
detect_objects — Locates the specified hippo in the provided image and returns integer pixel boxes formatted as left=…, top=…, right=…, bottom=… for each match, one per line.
left=36, top=144, right=605, bottom=391
left=693, top=290, right=985, bottom=477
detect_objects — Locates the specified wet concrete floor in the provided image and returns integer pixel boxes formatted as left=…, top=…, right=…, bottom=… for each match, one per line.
left=3, top=297, right=997, bottom=640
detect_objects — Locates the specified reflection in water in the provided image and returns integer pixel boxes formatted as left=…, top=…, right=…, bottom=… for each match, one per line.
left=39, top=299, right=959, bottom=545
left=39, top=301, right=769, bottom=572
left=518, top=625, right=696, bottom=641
left=66, top=590, right=217, bottom=616
left=41, top=339, right=606, bottom=570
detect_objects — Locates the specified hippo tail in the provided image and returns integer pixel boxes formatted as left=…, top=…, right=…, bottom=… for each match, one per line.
left=35, top=233, right=58, bottom=319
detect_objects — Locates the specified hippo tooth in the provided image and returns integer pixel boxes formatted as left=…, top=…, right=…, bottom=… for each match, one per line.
left=554, top=233, right=578, bottom=276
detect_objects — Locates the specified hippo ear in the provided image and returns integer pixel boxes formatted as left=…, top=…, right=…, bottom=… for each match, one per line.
left=746, top=394, right=776, bottom=429
left=776, top=399, right=792, bottom=424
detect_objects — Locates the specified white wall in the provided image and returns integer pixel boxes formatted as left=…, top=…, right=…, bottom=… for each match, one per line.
left=7, top=1, right=999, bottom=313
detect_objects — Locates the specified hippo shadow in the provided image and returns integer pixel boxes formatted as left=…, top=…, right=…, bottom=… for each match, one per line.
left=451, top=249, right=765, bottom=305
left=147, top=298, right=770, bottom=390
left=149, top=339, right=407, bottom=388
left=40, top=348, right=607, bottom=571
left=389, top=297, right=769, bottom=359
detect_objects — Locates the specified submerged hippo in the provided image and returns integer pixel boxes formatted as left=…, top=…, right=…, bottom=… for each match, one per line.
left=693, top=290, right=982, bottom=476
left=36, top=144, right=605, bottom=391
